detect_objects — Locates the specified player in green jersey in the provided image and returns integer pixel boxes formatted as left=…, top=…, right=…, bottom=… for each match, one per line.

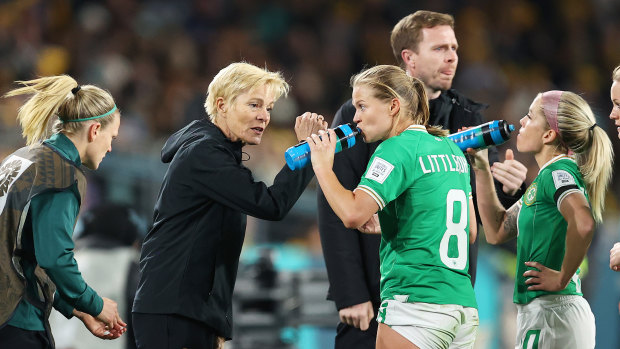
left=307, top=65, right=478, bottom=349
left=469, top=90, right=613, bottom=348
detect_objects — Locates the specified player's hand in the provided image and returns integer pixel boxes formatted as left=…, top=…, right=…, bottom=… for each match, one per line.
left=295, top=112, right=328, bottom=142
left=466, top=148, right=489, bottom=172
left=523, top=261, right=567, bottom=292
left=95, top=297, right=126, bottom=332
left=358, top=214, right=381, bottom=234
left=491, top=149, right=527, bottom=196
left=610, top=242, right=620, bottom=271
left=307, top=129, right=337, bottom=172
left=339, top=301, right=374, bottom=331
left=74, top=309, right=126, bottom=340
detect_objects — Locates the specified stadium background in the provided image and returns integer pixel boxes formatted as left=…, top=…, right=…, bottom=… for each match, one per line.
left=1, top=0, right=619, bottom=348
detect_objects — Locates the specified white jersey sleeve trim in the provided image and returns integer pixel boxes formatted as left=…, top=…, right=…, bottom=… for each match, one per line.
left=355, top=185, right=386, bottom=210
left=556, top=189, right=584, bottom=211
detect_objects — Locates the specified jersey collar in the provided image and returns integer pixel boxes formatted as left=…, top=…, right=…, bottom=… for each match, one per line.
left=44, top=133, right=82, bottom=166
left=405, top=124, right=428, bottom=133
left=538, top=153, right=575, bottom=174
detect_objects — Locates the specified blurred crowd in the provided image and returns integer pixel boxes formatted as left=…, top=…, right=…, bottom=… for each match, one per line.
left=1, top=0, right=620, bottom=348
left=1, top=0, right=619, bottom=190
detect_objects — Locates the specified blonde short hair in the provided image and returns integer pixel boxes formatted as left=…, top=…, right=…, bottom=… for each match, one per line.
left=204, top=62, right=289, bottom=122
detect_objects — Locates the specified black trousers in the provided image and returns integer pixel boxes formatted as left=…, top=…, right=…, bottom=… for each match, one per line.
left=133, top=313, right=218, bottom=349
left=335, top=318, right=378, bottom=349
left=0, top=325, right=52, bottom=349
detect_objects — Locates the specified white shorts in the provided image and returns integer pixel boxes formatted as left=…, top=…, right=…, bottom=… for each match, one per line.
left=378, top=300, right=479, bottom=349
left=515, top=295, right=595, bottom=349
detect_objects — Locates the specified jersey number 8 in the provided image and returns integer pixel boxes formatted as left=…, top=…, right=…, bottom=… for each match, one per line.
left=439, top=189, right=468, bottom=270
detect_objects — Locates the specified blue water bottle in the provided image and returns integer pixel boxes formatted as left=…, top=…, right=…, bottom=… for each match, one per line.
left=285, top=123, right=359, bottom=170
left=448, top=120, right=514, bottom=152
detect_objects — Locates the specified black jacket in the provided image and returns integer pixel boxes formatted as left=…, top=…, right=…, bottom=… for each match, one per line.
left=133, top=118, right=314, bottom=339
left=317, top=89, right=524, bottom=312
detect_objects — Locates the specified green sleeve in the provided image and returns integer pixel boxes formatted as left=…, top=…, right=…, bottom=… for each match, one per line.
left=53, top=290, right=75, bottom=319
left=357, top=140, right=410, bottom=209
left=30, top=190, right=104, bottom=317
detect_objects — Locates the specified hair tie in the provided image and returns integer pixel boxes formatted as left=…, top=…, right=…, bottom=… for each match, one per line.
left=59, top=105, right=117, bottom=123
left=71, top=86, right=81, bottom=95
left=589, top=123, right=598, bottom=131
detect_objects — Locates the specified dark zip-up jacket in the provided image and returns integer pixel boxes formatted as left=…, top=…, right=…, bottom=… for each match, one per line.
left=133, top=118, right=314, bottom=339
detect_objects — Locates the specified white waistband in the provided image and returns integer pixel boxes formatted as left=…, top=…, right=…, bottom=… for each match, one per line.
left=516, top=295, right=583, bottom=313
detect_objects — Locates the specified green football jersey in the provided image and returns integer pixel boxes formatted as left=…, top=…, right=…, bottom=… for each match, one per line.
left=357, top=125, right=477, bottom=309
left=515, top=154, right=586, bottom=304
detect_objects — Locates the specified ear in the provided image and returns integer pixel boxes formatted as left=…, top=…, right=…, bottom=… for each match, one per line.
left=87, top=122, right=102, bottom=143
left=542, top=129, right=558, bottom=145
left=401, top=49, right=416, bottom=71
left=216, top=97, right=227, bottom=116
left=389, top=98, right=401, bottom=117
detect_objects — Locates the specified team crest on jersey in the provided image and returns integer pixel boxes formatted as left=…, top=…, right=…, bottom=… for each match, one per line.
left=523, top=182, right=537, bottom=206
left=551, top=170, right=575, bottom=189
left=365, top=157, right=394, bottom=184
left=0, top=159, right=22, bottom=197
left=0, top=155, right=33, bottom=214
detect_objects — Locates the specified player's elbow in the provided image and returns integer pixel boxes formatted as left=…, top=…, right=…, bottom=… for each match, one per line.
left=484, top=232, right=504, bottom=245
left=341, top=211, right=368, bottom=229
left=574, top=217, right=595, bottom=241
left=469, top=227, right=477, bottom=244
left=341, top=217, right=362, bottom=229
left=37, top=255, right=61, bottom=270
left=484, top=236, right=500, bottom=245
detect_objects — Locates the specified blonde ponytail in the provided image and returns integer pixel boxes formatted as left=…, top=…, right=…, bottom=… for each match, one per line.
left=4, top=75, right=118, bottom=146
left=573, top=125, right=613, bottom=223
left=555, top=92, right=613, bottom=222
left=4, top=75, right=77, bottom=145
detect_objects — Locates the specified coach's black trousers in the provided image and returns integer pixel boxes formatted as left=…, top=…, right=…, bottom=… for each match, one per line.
left=133, top=313, right=218, bottom=349
left=335, top=317, right=379, bottom=349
